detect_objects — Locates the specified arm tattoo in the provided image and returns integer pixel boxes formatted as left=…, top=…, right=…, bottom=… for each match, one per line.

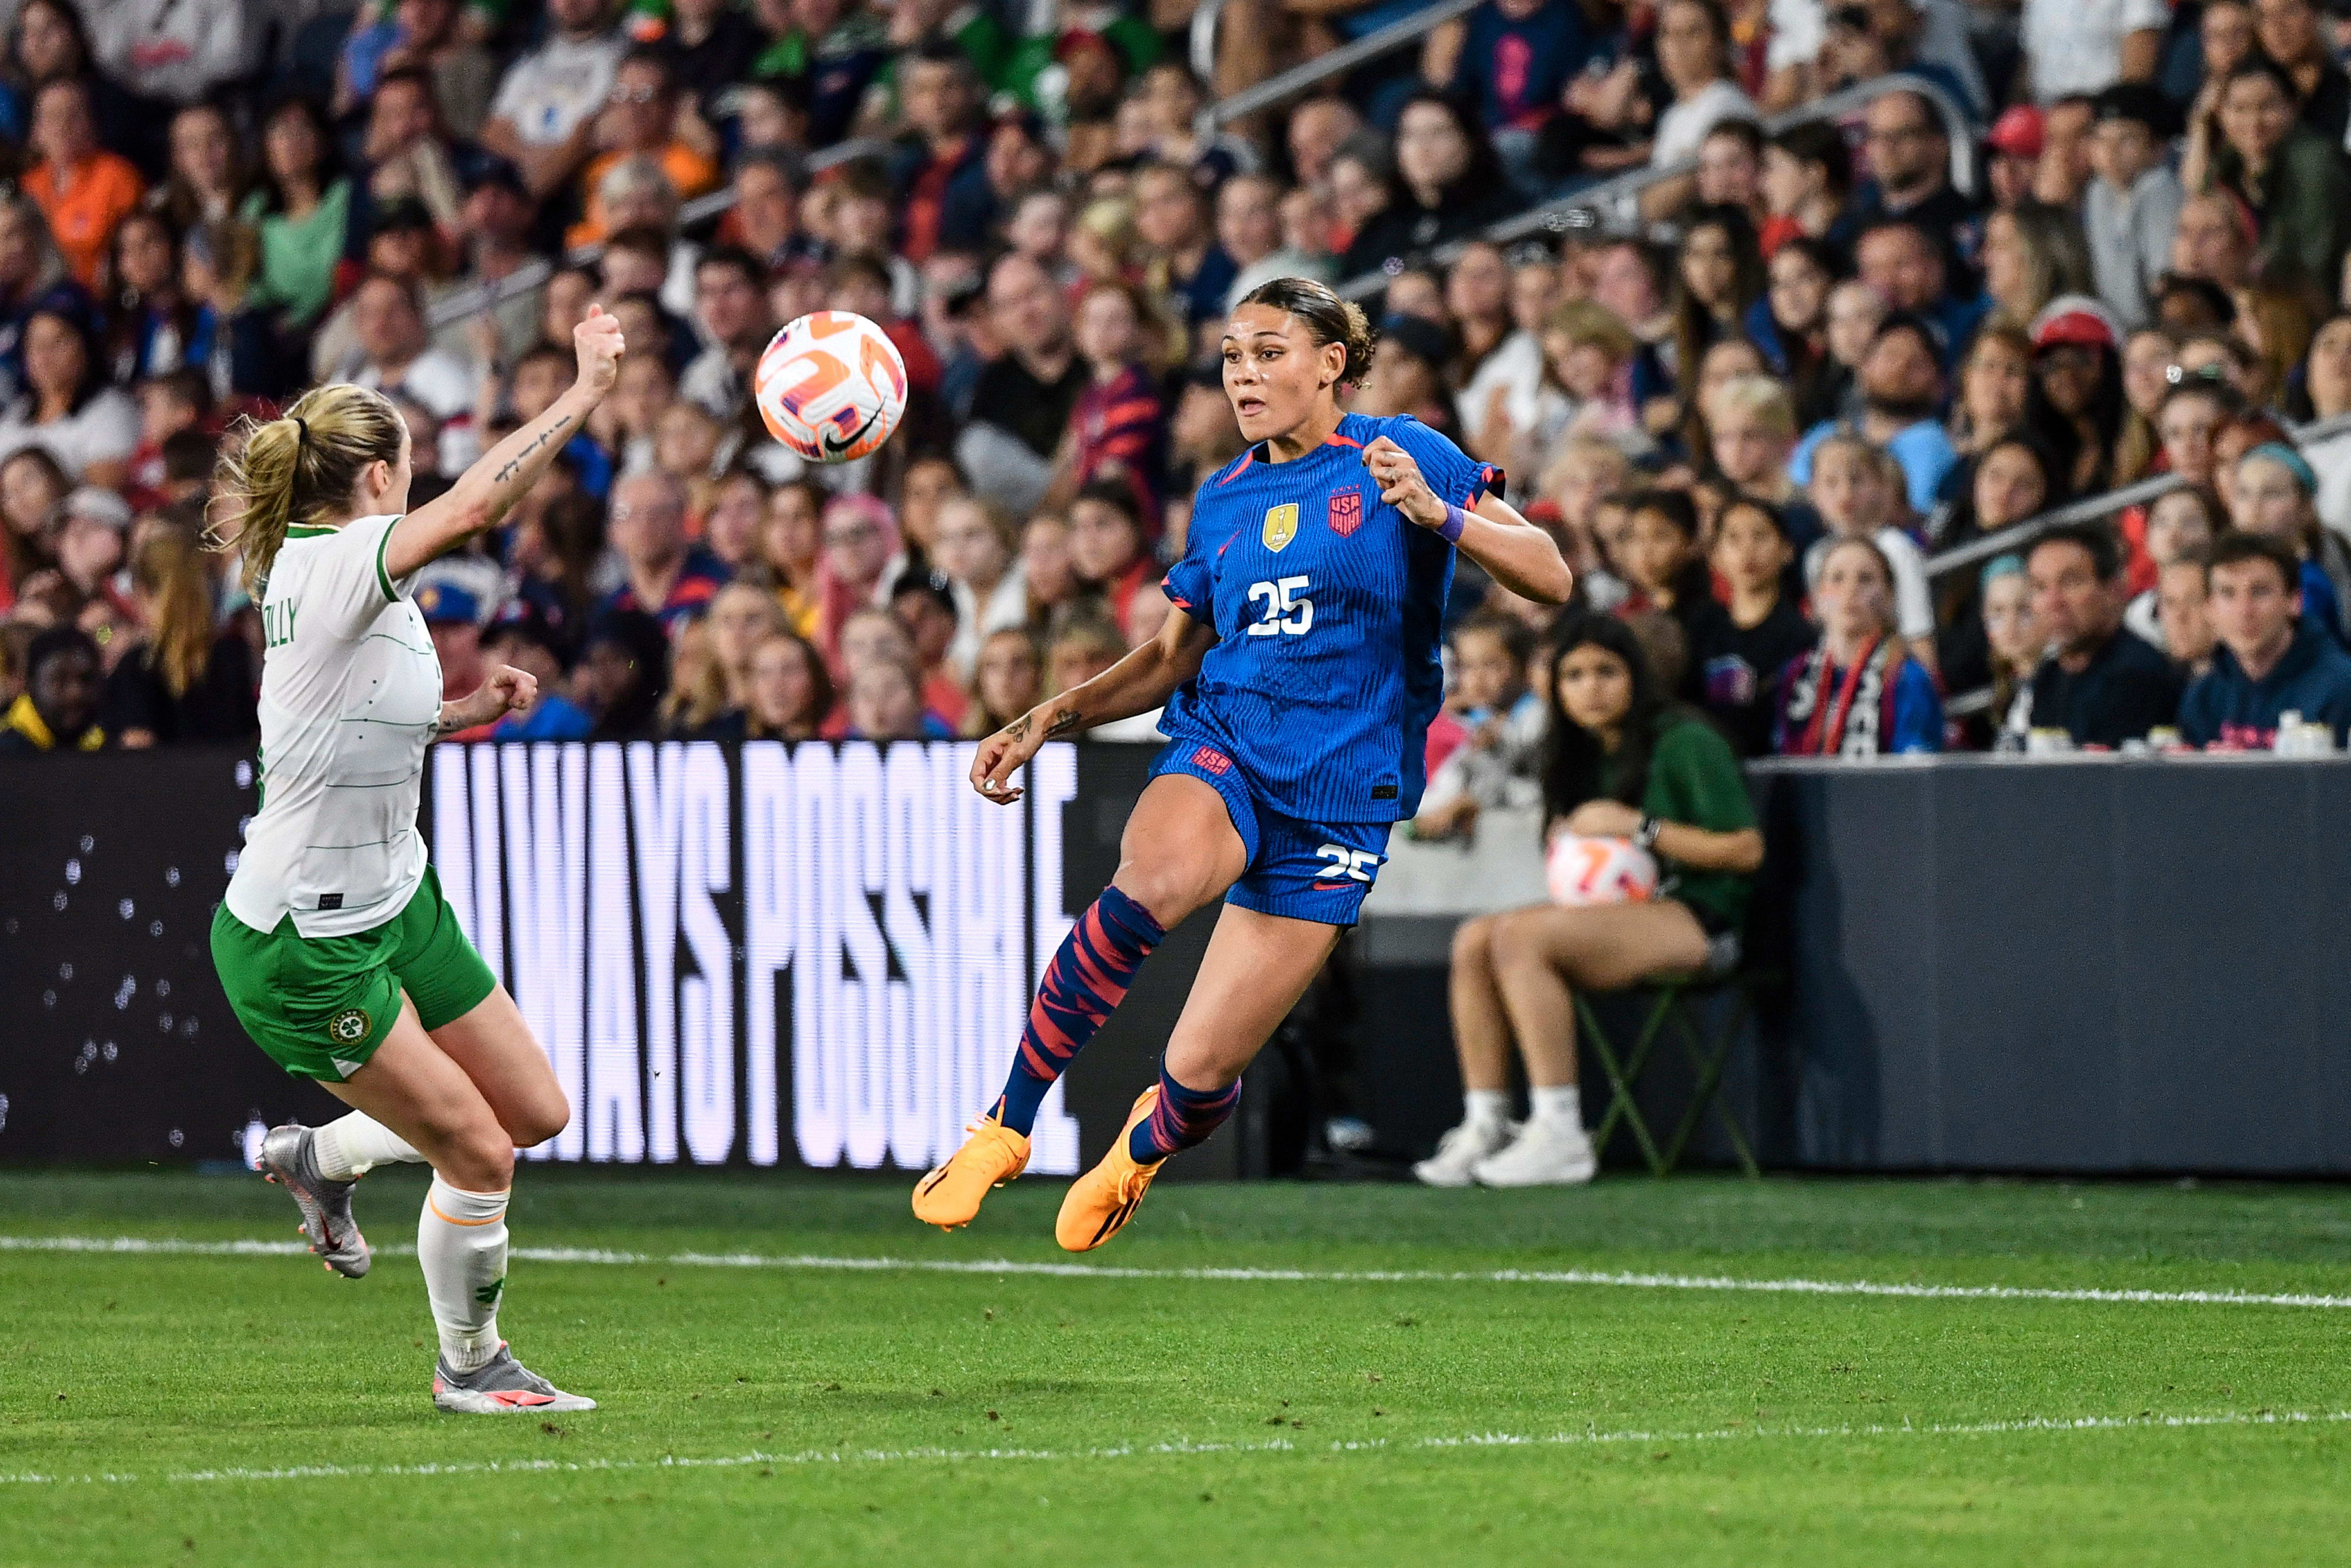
left=1003, top=713, right=1032, bottom=742
left=493, top=412, right=574, bottom=484
left=1043, top=707, right=1083, bottom=738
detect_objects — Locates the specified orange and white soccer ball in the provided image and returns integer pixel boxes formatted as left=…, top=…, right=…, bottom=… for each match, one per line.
left=1545, top=833, right=1659, bottom=906
left=753, top=310, right=909, bottom=463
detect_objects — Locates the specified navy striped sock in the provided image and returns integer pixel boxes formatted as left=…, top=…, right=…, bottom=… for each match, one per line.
left=994, top=884, right=1164, bottom=1137
left=1128, top=1064, right=1243, bottom=1162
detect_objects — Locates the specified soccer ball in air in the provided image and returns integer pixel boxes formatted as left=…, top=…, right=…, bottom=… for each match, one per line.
left=1545, top=833, right=1659, bottom=907
left=753, top=310, right=909, bottom=463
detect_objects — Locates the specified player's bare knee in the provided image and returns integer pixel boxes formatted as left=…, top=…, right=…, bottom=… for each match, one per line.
left=460, top=1138, right=517, bottom=1193
left=434, top=1117, right=515, bottom=1191
left=1113, top=863, right=1209, bottom=929
left=508, top=1091, right=570, bottom=1150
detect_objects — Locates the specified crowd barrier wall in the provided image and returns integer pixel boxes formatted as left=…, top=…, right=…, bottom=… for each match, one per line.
left=11, top=746, right=2350, bottom=1176
left=0, top=742, right=1234, bottom=1177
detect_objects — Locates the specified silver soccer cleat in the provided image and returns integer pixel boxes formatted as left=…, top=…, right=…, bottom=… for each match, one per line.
left=432, top=1345, right=598, bottom=1414
left=259, top=1123, right=371, bottom=1278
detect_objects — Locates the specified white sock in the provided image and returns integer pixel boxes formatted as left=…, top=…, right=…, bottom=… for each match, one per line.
left=418, top=1177, right=509, bottom=1373
left=1463, top=1088, right=1511, bottom=1128
left=313, top=1114, right=423, bottom=1181
left=1530, top=1085, right=1582, bottom=1127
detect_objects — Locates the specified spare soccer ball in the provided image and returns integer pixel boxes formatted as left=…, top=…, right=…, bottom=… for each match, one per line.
left=1545, top=833, right=1659, bottom=906
left=753, top=310, right=909, bottom=464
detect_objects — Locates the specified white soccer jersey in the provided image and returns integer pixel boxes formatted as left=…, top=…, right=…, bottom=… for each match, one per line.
left=225, top=514, right=440, bottom=939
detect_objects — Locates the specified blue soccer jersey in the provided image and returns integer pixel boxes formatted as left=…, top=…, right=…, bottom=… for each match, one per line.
left=1158, top=411, right=1497, bottom=823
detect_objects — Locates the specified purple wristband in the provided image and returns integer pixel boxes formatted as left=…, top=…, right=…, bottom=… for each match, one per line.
left=1437, top=502, right=1468, bottom=544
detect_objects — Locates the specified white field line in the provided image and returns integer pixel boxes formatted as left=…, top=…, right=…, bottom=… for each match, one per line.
left=3, top=1409, right=2345, bottom=1489
left=5, top=1232, right=2351, bottom=1311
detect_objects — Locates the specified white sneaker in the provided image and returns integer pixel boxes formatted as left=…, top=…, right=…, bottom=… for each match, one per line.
left=1471, top=1115, right=1598, bottom=1187
left=1412, top=1118, right=1518, bottom=1187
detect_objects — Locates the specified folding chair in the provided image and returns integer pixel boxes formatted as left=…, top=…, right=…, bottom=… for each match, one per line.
left=1573, top=969, right=1772, bottom=1178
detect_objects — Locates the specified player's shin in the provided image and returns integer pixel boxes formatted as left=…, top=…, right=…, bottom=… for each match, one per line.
left=994, top=883, right=1165, bottom=1134
left=418, top=1177, right=509, bottom=1373
left=313, top=1113, right=423, bottom=1180
left=1128, top=1064, right=1243, bottom=1162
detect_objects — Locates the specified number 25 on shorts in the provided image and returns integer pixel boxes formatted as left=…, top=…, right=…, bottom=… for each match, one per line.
left=1248, top=575, right=1314, bottom=636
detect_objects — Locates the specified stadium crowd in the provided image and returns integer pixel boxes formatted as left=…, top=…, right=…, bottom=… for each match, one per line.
left=6, top=0, right=2351, bottom=771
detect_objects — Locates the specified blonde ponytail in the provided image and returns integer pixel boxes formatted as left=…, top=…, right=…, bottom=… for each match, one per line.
left=206, top=383, right=407, bottom=594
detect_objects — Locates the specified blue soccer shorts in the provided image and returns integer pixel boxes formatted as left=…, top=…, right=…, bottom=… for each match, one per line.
left=1149, top=737, right=1391, bottom=926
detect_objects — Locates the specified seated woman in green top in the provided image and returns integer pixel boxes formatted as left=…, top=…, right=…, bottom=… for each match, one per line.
left=240, top=96, right=353, bottom=327
left=1417, top=613, right=1764, bottom=1190
left=2205, top=59, right=2351, bottom=295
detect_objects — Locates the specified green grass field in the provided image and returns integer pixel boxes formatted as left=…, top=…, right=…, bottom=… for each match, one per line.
left=5, top=1169, right=2351, bottom=1566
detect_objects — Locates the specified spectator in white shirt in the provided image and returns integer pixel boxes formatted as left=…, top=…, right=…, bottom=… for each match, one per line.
left=479, top=0, right=626, bottom=202
left=86, top=0, right=253, bottom=105
left=2082, top=85, right=2185, bottom=330
left=931, top=494, right=1028, bottom=681
left=0, top=305, right=138, bottom=487
left=2021, top=0, right=2166, bottom=105
left=678, top=246, right=774, bottom=421
left=344, top=274, right=479, bottom=474
left=1642, top=0, right=1759, bottom=219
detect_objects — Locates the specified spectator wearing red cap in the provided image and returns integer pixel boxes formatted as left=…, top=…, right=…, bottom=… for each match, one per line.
left=2029, top=296, right=2127, bottom=499
left=2084, top=85, right=2183, bottom=331
left=1984, top=106, right=2043, bottom=212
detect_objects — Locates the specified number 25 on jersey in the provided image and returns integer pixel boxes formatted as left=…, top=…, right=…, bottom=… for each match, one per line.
left=1247, top=575, right=1313, bottom=636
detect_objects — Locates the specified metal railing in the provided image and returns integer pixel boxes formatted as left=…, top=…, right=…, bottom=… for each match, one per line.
left=1190, top=0, right=1485, bottom=133
left=1924, top=410, right=2351, bottom=722
left=1332, top=71, right=1978, bottom=300
left=421, top=138, right=892, bottom=333
left=1922, top=409, right=2351, bottom=583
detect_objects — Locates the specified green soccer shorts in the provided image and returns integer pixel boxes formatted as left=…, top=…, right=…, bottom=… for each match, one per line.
left=210, top=866, right=498, bottom=1081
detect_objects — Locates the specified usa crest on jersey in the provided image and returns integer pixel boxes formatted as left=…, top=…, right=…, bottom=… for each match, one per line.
left=1329, top=489, right=1364, bottom=538
left=1262, top=502, right=1298, bottom=551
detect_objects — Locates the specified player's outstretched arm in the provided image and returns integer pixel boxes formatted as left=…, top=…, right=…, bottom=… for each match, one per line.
left=383, top=307, right=627, bottom=582
left=1362, top=435, right=1573, bottom=605
left=434, top=664, right=540, bottom=737
left=970, top=612, right=1215, bottom=803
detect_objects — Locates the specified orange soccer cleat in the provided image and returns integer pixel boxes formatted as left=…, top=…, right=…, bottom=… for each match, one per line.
left=911, top=1108, right=1031, bottom=1230
left=1054, top=1087, right=1167, bottom=1253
